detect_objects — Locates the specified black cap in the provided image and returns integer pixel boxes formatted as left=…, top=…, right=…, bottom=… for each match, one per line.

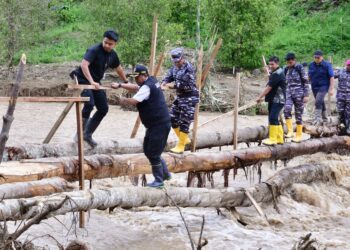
left=314, top=50, right=323, bottom=56
left=285, top=52, right=296, bottom=60
left=104, top=30, right=119, bottom=42
left=129, top=64, right=148, bottom=77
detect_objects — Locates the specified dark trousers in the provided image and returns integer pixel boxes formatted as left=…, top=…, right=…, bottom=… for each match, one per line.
left=81, top=89, right=109, bottom=122
left=312, top=89, right=327, bottom=111
left=143, top=122, right=171, bottom=166
left=268, top=102, right=284, bottom=125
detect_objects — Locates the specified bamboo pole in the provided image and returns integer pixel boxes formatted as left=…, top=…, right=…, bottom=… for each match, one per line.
left=130, top=14, right=158, bottom=139
left=75, top=97, right=85, bottom=228
left=0, top=97, right=89, bottom=103
left=0, top=54, right=26, bottom=164
left=43, top=76, right=81, bottom=144
left=201, top=38, right=222, bottom=88
left=191, top=47, right=203, bottom=152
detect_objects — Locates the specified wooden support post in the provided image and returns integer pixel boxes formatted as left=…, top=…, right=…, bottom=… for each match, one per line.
left=191, top=47, right=203, bottom=152
left=75, top=100, right=85, bottom=228
left=43, top=76, right=81, bottom=144
left=233, top=72, right=240, bottom=150
left=201, top=38, right=222, bottom=88
left=130, top=14, right=158, bottom=139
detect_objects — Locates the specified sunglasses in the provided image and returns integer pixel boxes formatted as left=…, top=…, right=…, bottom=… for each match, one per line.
left=171, top=55, right=181, bottom=59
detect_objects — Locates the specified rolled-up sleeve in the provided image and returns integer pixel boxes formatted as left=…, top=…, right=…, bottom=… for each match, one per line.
left=328, top=63, right=334, bottom=78
left=133, top=85, right=150, bottom=102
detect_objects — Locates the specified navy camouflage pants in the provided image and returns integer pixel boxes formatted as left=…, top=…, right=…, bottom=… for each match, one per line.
left=336, top=91, right=350, bottom=122
left=284, top=87, right=304, bottom=124
left=170, top=96, right=199, bottom=133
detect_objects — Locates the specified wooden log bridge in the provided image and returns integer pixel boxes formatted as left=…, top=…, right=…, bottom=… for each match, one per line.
left=0, top=160, right=347, bottom=221
left=3, top=125, right=270, bottom=161
left=0, top=136, right=348, bottom=184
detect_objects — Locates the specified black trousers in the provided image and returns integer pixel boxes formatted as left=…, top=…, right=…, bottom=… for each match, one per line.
left=143, top=122, right=171, bottom=166
left=268, top=102, right=284, bottom=125
left=81, top=89, right=109, bottom=123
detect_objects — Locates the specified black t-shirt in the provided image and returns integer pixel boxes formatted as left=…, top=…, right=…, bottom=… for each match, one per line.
left=265, top=67, right=286, bottom=103
left=73, top=43, right=120, bottom=84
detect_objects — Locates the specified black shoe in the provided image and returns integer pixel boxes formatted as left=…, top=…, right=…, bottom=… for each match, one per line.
left=84, top=119, right=100, bottom=147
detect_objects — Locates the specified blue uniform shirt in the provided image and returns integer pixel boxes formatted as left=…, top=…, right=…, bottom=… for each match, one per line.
left=308, top=60, right=334, bottom=91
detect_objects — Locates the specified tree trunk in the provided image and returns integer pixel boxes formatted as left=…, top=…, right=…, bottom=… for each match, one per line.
left=0, top=160, right=347, bottom=221
left=0, top=54, right=26, bottom=164
left=3, top=125, right=269, bottom=161
left=0, top=177, right=74, bottom=199
left=0, top=136, right=348, bottom=184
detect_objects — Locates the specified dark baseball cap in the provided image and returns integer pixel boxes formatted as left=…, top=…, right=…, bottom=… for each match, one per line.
left=285, top=52, right=296, bottom=60
left=314, top=50, right=323, bottom=56
left=129, top=64, right=148, bottom=77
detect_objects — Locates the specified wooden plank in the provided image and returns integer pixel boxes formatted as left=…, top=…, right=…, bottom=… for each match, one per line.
left=65, top=84, right=112, bottom=90
left=233, top=72, right=240, bottom=150
left=75, top=100, right=85, bottom=228
left=201, top=38, right=222, bottom=87
left=0, top=97, right=89, bottom=102
left=191, top=47, right=203, bottom=152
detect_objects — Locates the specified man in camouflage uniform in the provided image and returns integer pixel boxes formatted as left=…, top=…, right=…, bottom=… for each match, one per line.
left=335, top=59, right=350, bottom=135
left=161, top=48, right=199, bottom=154
left=283, top=53, right=310, bottom=143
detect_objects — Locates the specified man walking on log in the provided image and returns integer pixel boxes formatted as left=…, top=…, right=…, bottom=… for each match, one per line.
left=256, top=56, right=286, bottom=146
left=111, top=65, right=171, bottom=188
left=70, top=30, right=128, bottom=147
left=335, top=59, right=350, bottom=135
left=161, top=48, right=199, bottom=154
left=308, top=50, right=335, bottom=125
left=283, top=52, right=310, bottom=143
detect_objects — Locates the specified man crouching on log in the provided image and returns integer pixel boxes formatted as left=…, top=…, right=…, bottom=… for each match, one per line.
left=70, top=30, right=129, bottom=147
left=256, top=56, right=287, bottom=145
left=111, top=65, right=171, bottom=188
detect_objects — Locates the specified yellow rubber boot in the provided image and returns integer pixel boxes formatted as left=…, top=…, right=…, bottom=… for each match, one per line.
left=292, top=124, right=303, bottom=143
left=285, top=119, right=293, bottom=138
left=170, top=132, right=188, bottom=153
left=173, top=127, right=180, bottom=138
left=263, top=125, right=278, bottom=146
left=277, top=125, right=284, bottom=144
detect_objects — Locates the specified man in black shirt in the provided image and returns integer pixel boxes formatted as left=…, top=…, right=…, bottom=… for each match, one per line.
left=257, top=56, right=286, bottom=145
left=71, top=30, right=128, bottom=147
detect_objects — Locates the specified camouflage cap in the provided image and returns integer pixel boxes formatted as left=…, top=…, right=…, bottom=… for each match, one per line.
left=170, top=48, right=184, bottom=62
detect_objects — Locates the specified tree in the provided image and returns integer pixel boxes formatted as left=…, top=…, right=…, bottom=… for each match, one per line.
left=0, top=0, right=54, bottom=68
left=206, top=0, right=281, bottom=69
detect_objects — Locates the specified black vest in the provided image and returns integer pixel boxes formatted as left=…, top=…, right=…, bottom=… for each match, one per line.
left=136, top=77, right=170, bottom=128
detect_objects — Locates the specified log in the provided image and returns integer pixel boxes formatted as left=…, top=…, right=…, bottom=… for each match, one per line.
left=65, top=84, right=112, bottom=90
left=0, top=136, right=348, bottom=184
left=3, top=125, right=269, bottom=161
left=0, top=178, right=74, bottom=199
left=0, top=160, right=347, bottom=221
left=0, top=97, right=90, bottom=102
left=0, top=54, right=26, bottom=164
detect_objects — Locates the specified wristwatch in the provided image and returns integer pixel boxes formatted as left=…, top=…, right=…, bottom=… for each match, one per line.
left=118, top=83, right=122, bottom=88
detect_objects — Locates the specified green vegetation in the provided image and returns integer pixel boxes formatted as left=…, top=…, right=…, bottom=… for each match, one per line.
left=0, top=0, right=349, bottom=68
left=264, top=0, right=350, bottom=66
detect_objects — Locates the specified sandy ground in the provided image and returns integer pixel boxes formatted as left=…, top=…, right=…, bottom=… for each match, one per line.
left=0, top=103, right=349, bottom=250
